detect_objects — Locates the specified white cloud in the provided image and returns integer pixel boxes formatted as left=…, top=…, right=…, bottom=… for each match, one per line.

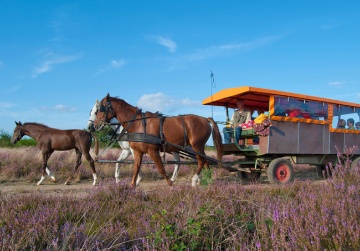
left=32, top=52, right=82, bottom=78
left=187, top=36, right=280, bottom=62
left=162, top=35, right=281, bottom=71
left=39, top=104, right=77, bottom=113
left=54, top=104, right=77, bottom=112
left=137, top=93, right=200, bottom=114
left=0, top=102, right=14, bottom=109
left=1, top=85, right=21, bottom=94
left=149, top=36, right=177, bottom=53
left=111, top=59, right=126, bottom=68
left=94, top=59, right=126, bottom=76
left=328, top=81, right=345, bottom=88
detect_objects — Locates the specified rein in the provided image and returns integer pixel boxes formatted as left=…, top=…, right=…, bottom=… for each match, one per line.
left=98, top=98, right=189, bottom=152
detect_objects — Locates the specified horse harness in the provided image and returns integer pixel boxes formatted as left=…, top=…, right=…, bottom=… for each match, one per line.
left=118, top=112, right=188, bottom=151
left=100, top=100, right=189, bottom=151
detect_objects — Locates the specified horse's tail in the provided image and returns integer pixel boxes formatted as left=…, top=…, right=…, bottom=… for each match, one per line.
left=90, top=132, right=99, bottom=156
left=207, top=117, right=223, bottom=168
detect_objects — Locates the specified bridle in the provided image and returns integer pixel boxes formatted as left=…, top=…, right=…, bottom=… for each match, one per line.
left=97, top=99, right=144, bottom=140
left=14, top=125, right=24, bottom=143
left=99, top=100, right=115, bottom=121
left=88, top=103, right=101, bottom=124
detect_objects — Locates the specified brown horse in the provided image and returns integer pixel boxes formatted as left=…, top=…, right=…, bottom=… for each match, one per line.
left=94, top=93, right=223, bottom=187
left=11, top=121, right=99, bottom=186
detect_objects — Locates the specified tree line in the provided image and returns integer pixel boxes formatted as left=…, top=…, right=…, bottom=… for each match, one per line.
left=0, top=128, right=120, bottom=148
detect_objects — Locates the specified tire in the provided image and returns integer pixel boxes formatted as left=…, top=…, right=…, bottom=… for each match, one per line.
left=351, top=157, right=360, bottom=173
left=317, top=165, right=333, bottom=179
left=316, top=165, right=328, bottom=179
left=267, top=158, right=294, bottom=184
left=237, top=171, right=261, bottom=183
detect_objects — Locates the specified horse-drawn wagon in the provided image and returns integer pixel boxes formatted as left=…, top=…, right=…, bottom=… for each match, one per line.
left=202, top=86, right=360, bottom=183
left=93, top=86, right=360, bottom=186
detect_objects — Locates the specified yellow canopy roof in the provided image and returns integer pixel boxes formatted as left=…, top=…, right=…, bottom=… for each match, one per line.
left=202, top=86, right=360, bottom=109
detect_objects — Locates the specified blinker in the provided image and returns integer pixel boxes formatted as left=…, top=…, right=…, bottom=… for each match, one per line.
left=99, top=105, right=106, bottom=112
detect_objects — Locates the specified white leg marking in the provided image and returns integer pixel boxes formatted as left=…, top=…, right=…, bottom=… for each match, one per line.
left=46, top=167, right=56, bottom=181
left=37, top=176, right=45, bottom=186
left=135, top=172, right=142, bottom=186
left=192, top=174, right=199, bottom=187
left=92, top=173, right=97, bottom=186
left=115, top=162, right=121, bottom=184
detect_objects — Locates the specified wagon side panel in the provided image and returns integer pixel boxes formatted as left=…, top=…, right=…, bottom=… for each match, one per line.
left=329, top=133, right=344, bottom=154
left=298, top=123, right=326, bottom=154
left=267, top=121, right=298, bottom=154
left=267, top=121, right=328, bottom=155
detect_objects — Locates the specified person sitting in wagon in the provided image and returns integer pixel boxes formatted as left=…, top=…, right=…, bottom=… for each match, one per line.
left=347, top=118, right=356, bottom=130
left=337, top=119, right=346, bottom=128
left=223, top=99, right=252, bottom=144
left=356, top=122, right=360, bottom=130
left=289, top=103, right=310, bottom=118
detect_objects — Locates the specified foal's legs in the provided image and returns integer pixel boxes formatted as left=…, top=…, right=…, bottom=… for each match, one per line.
left=82, top=150, right=97, bottom=186
left=38, top=150, right=56, bottom=185
left=65, top=149, right=83, bottom=185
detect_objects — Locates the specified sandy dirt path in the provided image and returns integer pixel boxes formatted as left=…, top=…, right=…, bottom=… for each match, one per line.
left=0, top=167, right=323, bottom=197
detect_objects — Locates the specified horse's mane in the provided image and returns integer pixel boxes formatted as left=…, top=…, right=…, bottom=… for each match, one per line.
left=110, top=96, right=143, bottom=112
left=110, top=96, right=171, bottom=118
left=24, top=122, right=50, bottom=128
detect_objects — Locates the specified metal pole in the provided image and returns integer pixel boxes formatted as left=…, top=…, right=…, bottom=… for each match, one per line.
left=210, top=71, right=216, bottom=118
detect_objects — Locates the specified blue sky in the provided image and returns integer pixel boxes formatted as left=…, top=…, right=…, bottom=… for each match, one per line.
left=1, top=1, right=359, bottom=136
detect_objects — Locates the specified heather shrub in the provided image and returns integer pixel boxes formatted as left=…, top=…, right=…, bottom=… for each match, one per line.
left=1, top=169, right=360, bottom=250
left=0, top=146, right=360, bottom=250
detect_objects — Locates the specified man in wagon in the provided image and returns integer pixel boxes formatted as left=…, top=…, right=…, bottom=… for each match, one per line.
left=223, top=99, right=252, bottom=144
left=347, top=118, right=356, bottom=130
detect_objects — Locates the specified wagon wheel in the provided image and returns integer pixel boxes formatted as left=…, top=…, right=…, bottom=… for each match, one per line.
left=351, top=157, right=360, bottom=173
left=267, top=158, right=294, bottom=184
left=316, top=165, right=327, bottom=179
left=237, top=171, right=261, bottom=183
left=316, top=165, right=332, bottom=179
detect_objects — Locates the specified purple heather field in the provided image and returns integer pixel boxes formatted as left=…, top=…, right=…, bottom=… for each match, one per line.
left=0, top=146, right=359, bottom=250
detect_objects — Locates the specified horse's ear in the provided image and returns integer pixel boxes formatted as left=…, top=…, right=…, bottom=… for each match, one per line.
left=106, top=93, right=110, bottom=99
left=15, top=121, right=22, bottom=126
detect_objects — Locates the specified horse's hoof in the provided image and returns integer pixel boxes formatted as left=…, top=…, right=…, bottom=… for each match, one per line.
left=167, top=179, right=173, bottom=187
left=64, top=181, right=70, bottom=185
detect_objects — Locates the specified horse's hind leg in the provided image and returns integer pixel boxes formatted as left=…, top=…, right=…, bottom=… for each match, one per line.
left=38, top=150, right=54, bottom=185
left=192, top=155, right=208, bottom=187
left=83, top=151, right=97, bottom=186
left=65, top=149, right=82, bottom=185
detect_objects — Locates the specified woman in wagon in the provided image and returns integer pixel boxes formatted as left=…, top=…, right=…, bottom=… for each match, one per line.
left=356, top=122, right=360, bottom=130
left=223, top=99, right=252, bottom=144
left=347, top=118, right=356, bottom=130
